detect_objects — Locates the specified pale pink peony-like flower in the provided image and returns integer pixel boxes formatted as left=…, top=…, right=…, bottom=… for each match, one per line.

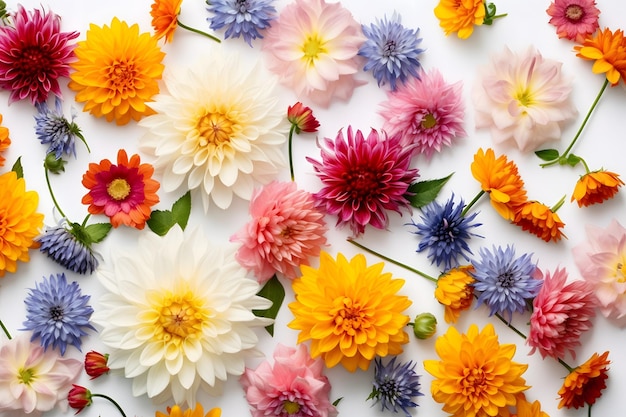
left=262, top=0, right=366, bottom=107
left=379, top=68, right=466, bottom=159
left=473, top=46, right=577, bottom=152
left=528, top=267, right=597, bottom=360
left=573, top=219, right=626, bottom=322
left=231, top=181, right=328, bottom=283
left=547, top=0, right=600, bottom=43
left=240, top=344, right=337, bottom=417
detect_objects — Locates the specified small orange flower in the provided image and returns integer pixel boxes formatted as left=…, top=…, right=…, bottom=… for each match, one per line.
left=150, top=0, right=182, bottom=43
left=572, top=170, right=624, bottom=207
left=502, top=395, right=549, bottom=417
left=0, top=114, right=10, bottom=167
left=434, top=0, right=486, bottom=39
left=156, top=403, right=221, bottom=417
left=558, top=351, right=610, bottom=409
left=575, top=27, right=626, bottom=85
left=434, top=265, right=475, bottom=324
left=470, top=148, right=528, bottom=221
left=514, top=200, right=565, bottom=242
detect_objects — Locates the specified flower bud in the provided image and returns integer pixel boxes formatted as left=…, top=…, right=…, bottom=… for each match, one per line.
left=84, top=350, right=110, bottom=379
left=67, top=384, right=92, bottom=413
left=287, top=102, right=320, bottom=134
left=44, top=152, right=66, bottom=174
left=412, top=312, right=437, bottom=340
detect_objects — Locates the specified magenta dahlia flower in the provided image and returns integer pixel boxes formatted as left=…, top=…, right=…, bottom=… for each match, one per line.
left=307, top=126, right=418, bottom=236
left=0, top=5, right=78, bottom=104
left=379, top=68, right=466, bottom=159
left=231, top=181, right=328, bottom=283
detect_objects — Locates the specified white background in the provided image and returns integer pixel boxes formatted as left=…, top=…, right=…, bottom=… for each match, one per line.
left=1, top=0, right=626, bottom=416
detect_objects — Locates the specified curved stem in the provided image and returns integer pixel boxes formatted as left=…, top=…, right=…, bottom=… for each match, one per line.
left=288, top=124, right=296, bottom=182
left=0, top=320, right=11, bottom=339
left=91, top=393, right=127, bottom=417
left=588, top=403, right=593, bottom=417
left=461, top=190, right=485, bottom=217
left=45, top=168, right=67, bottom=219
left=176, top=19, right=221, bottom=43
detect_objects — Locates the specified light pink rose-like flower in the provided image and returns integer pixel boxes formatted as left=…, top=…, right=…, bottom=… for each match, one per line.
left=262, top=0, right=366, bottom=107
left=379, top=68, right=466, bottom=159
left=231, top=181, right=328, bottom=283
left=0, top=333, right=82, bottom=416
left=528, top=267, right=597, bottom=360
left=240, top=343, right=337, bottom=417
left=573, top=219, right=626, bottom=322
left=473, top=46, right=578, bottom=152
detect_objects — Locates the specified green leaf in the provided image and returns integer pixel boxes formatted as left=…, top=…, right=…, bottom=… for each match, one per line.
left=534, top=149, right=559, bottom=162
left=252, top=275, right=285, bottom=336
left=171, top=191, right=191, bottom=231
left=147, top=210, right=175, bottom=236
left=406, top=173, right=454, bottom=208
left=566, top=154, right=582, bottom=167
left=332, top=397, right=343, bottom=407
left=11, top=157, right=23, bottom=179
left=83, top=223, right=112, bottom=244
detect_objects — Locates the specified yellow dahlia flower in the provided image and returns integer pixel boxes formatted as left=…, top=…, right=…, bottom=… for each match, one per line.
left=288, top=251, right=411, bottom=372
left=0, top=171, right=44, bottom=277
left=69, top=18, right=165, bottom=125
left=434, top=0, right=485, bottom=39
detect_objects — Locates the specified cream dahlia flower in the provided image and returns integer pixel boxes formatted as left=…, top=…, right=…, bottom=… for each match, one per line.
left=139, top=46, right=287, bottom=210
left=93, top=225, right=272, bottom=405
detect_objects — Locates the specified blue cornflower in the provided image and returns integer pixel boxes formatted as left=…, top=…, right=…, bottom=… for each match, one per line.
left=358, top=14, right=424, bottom=90
left=36, top=220, right=99, bottom=275
left=471, top=245, right=542, bottom=320
left=410, top=194, right=482, bottom=272
left=22, top=273, right=95, bottom=355
left=207, top=0, right=276, bottom=47
left=368, top=356, right=423, bottom=417
left=34, top=97, right=87, bottom=159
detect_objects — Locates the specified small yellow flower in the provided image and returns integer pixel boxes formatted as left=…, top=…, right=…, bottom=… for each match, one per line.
left=434, top=265, right=475, bottom=324
left=434, top=0, right=486, bottom=39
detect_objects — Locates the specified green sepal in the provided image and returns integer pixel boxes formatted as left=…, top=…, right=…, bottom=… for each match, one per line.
left=566, top=154, right=582, bottom=167
left=171, top=191, right=191, bottom=231
left=11, top=157, right=23, bottom=179
left=252, top=274, right=285, bottom=336
left=83, top=223, right=112, bottom=244
left=332, top=397, right=343, bottom=407
left=147, top=191, right=192, bottom=236
left=534, top=149, right=559, bottom=162
left=406, top=172, right=453, bottom=208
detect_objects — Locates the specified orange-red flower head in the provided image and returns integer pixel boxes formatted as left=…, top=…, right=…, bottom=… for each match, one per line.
left=575, top=27, right=626, bottom=85
left=558, top=351, right=610, bottom=409
left=572, top=170, right=624, bottom=207
left=150, top=0, right=182, bottom=43
left=513, top=200, right=566, bottom=242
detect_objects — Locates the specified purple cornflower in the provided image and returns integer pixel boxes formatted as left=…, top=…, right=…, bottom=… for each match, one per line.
left=34, top=97, right=87, bottom=159
left=22, top=273, right=95, bottom=355
left=471, top=245, right=542, bottom=320
left=207, top=0, right=276, bottom=46
left=358, top=13, right=424, bottom=90
left=35, top=220, right=99, bottom=275
left=368, top=356, right=423, bottom=417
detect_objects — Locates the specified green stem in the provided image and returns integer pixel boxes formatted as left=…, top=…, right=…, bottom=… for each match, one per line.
left=559, top=358, right=574, bottom=373
left=91, top=393, right=127, bottom=417
left=493, top=312, right=527, bottom=340
left=0, top=320, right=11, bottom=339
left=588, top=403, right=592, bottom=417
left=176, top=19, right=221, bottom=43
left=45, top=168, right=67, bottom=219
left=347, top=239, right=438, bottom=283
left=550, top=195, right=566, bottom=212
left=461, top=190, right=485, bottom=217
left=288, top=124, right=296, bottom=182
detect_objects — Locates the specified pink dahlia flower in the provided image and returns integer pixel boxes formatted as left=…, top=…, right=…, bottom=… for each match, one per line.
left=307, top=126, right=418, bottom=236
left=240, top=344, right=337, bottom=417
left=262, top=0, right=366, bottom=107
left=573, top=219, right=626, bottom=322
left=379, top=68, right=466, bottom=159
left=0, top=6, right=78, bottom=104
left=231, top=181, right=328, bottom=283
left=473, top=46, right=577, bottom=152
left=528, top=267, right=597, bottom=360
left=547, top=0, right=600, bottom=43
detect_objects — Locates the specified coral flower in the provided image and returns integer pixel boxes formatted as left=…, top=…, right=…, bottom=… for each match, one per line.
left=262, top=0, right=366, bottom=107
left=379, top=68, right=466, bottom=159
left=0, top=5, right=78, bottom=104
left=575, top=27, right=626, bottom=85
left=473, top=46, right=577, bottom=152
left=156, top=403, right=222, bottom=417
left=69, top=18, right=165, bottom=125
left=571, top=169, right=624, bottom=207
left=434, top=265, right=475, bottom=323
left=287, top=102, right=320, bottom=134
left=528, top=267, right=597, bottom=360
left=558, top=351, right=610, bottom=409
left=231, top=181, right=328, bottom=283
left=0, top=171, right=44, bottom=277
left=433, top=0, right=485, bottom=39
left=424, top=323, right=529, bottom=417
left=81, top=149, right=160, bottom=230
left=289, top=251, right=412, bottom=372
left=513, top=200, right=566, bottom=242
left=0, top=113, right=10, bottom=167
left=470, top=148, right=527, bottom=221
left=150, top=0, right=182, bottom=43
left=307, top=127, right=418, bottom=236
left=84, top=351, right=110, bottom=380
left=547, top=0, right=600, bottom=43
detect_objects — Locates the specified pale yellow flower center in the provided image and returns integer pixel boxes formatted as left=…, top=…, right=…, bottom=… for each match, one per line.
left=197, top=111, right=235, bottom=148
left=565, top=5, right=583, bottom=21
left=153, top=290, right=209, bottom=344
left=515, top=88, right=534, bottom=107
left=107, top=60, right=136, bottom=90
left=18, top=368, right=36, bottom=385
left=283, top=401, right=301, bottom=414
left=302, top=34, right=327, bottom=65
left=615, top=259, right=626, bottom=283
left=107, top=178, right=131, bottom=201
left=421, top=113, right=437, bottom=129
left=330, top=296, right=370, bottom=336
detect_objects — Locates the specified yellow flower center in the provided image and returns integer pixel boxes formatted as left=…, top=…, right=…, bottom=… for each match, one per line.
left=515, top=88, right=534, bottom=107
left=107, top=178, right=131, bottom=201
left=421, top=113, right=437, bottom=129
left=302, top=34, right=327, bottom=65
left=615, top=260, right=626, bottom=283
left=197, top=111, right=236, bottom=148
left=565, top=5, right=584, bottom=21
left=18, top=368, right=35, bottom=385
left=461, top=367, right=487, bottom=396
left=153, top=290, right=209, bottom=345
left=107, top=60, right=137, bottom=91
left=283, top=400, right=301, bottom=414
left=330, top=296, right=370, bottom=336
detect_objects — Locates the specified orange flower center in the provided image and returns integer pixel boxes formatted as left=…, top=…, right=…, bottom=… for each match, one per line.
left=565, top=5, right=584, bottom=22
left=154, top=291, right=208, bottom=344
left=197, top=112, right=235, bottom=147
left=330, top=296, right=370, bottom=336
left=107, top=178, right=131, bottom=200
left=107, top=61, right=137, bottom=90
left=461, top=367, right=487, bottom=396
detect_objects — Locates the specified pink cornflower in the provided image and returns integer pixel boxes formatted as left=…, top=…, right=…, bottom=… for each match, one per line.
left=231, top=181, right=328, bottom=283
left=240, top=344, right=337, bottom=417
left=0, top=5, right=78, bottom=104
left=573, top=219, right=626, bottom=322
left=379, top=68, right=466, bottom=159
left=307, top=126, right=418, bottom=236
left=528, top=267, right=597, bottom=360
left=547, top=0, right=601, bottom=43
left=262, top=0, right=366, bottom=107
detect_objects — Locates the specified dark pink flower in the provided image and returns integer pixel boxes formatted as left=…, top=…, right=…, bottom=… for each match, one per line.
left=547, top=0, right=600, bottom=43
left=67, top=384, right=92, bottom=414
left=307, top=126, right=418, bottom=236
left=287, top=102, right=320, bottom=134
left=0, top=6, right=78, bottom=104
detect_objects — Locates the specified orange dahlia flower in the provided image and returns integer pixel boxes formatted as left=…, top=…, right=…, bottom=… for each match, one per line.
left=513, top=200, right=565, bottom=242
left=150, top=0, right=182, bottom=43
left=558, top=351, right=610, bottom=409
left=156, top=403, right=221, bottom=417
left=0, top=114, right=10, bottom=167
left=434, top=265, right=475, bottom=324
left=575, top=27, right=626, bottom=85
left=572, top=170, right=624, bottom=207
left=434, top=0, right=485, bottom=39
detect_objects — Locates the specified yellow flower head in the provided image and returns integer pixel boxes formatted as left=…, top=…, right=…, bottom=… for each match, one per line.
left=150, top=0, right=182, bottom=43
left=0, top=114, right=10, bottom=167
left=424, top=323, right=529, bottom=417
left=572, top=170, right=624, bottom=207
left=434, top=0, right=486, bottom=39
left=513, top=200, right=566, bottom=243
left=288, top=251, right=411, bottom=372
left=0, top=171, right=44, bottom=277
left=501, top=395, right=550, bottom=417
left=69, top=18, right=165, bottom=125
left=435, top=265, right=475, bottom=324
left=575, top=27, right=626, bottom=85
left=156, top=403, right=221, bottom=417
